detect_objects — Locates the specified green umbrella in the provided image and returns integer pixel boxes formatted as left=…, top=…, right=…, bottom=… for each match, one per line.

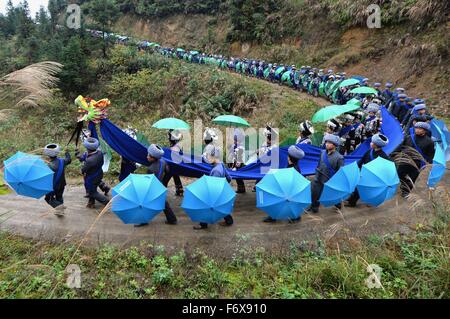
left=212, top=115, right=251, bottom=128
left=275, top=67, right=285, bottom=76
left=346, top=98, right=362, bottom=106
left=350, top=86, right=378, bottom=95
left=281, top=71, right=292, bottom=84
left=339, top=78, right=360, bottom=88
left=312, top=104, right=361, bottom=123
left=263, top=68, right=270, bottom=78
left=152, top=118, right=190, bottom=130
left=176, top=48, right=185, bottom=52
left=190, top=50, right=199, bottom=55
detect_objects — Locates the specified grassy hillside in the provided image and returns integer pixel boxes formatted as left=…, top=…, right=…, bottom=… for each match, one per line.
left=112, top=0, right=449, bottom=116
left=0, top=46, right=321, bottom=179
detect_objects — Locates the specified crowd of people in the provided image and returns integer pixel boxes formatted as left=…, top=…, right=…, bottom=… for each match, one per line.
left=39, top=29, right=440, bottom=228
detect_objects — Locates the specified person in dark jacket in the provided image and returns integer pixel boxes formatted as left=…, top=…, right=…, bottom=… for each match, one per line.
left=138, top=144, right=178, bottom=227
left=263, top=145, right=305, bottom=223
left=136, top=144, right=178, bottom=227
left=394, top=121, right=436, bottom=197
left=81, top=138, right=109, bottom=209
left=194, top=145, right=234, bottom=230
left=307, top=134, right=345, bottom=213
left=346, top=133, right=391, bottom=207
left=43, top=144, right=72, bottom=215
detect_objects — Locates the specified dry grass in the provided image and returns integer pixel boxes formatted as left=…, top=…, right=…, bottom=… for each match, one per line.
left=0, top=61, right=63, bottom=108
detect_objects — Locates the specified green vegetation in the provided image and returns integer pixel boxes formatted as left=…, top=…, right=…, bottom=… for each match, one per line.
left=0, top=194, right=448, bottom=298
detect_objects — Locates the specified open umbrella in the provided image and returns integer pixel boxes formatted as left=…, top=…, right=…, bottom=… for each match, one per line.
left=275, top=67, right=285, bottom=76
left=312, top=104, right=361, bottom=123
left=181, top=175, right=236, bottom=224
left=339, top=78, right=360, bottom=88
left=152, top=117, right=190, bottom=130
left=346, top=98, right=362, bottom=106
left=350, top=86, right=378, bottom=95
left=112, top=174, right=167, bottom=224
left=190, top=50, right=199, bottom=55
left=256, top=168, right=311, bottom=220
left=263, top=68, right=270, bottom=78
left=428, top=143, right=446, bottom=187
left=319, top=161, right=360, bottom=207
left=176, top=48, right=185, bottom=52
left=3, top=152, right=54, bottom=199
left=281, top=71, right=292, bottom=85
left=212, top=115, right=250, bottom=128
left=357, top=157, right=399, bottom=206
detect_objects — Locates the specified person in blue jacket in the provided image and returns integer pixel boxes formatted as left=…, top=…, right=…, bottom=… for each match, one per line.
left=194, top=145, right=234, bottom=230
left=43, top=144, right=72, bottom=215
left=81, top=138, right=109, bottom=209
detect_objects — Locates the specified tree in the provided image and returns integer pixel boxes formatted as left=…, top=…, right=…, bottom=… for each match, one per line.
left=36, top=6, right=52, bottom=39
left=59, top=36, right=92, bottom=96
left=4, top=0, right=17, bottom=36
left=83, top=0, right=121, bottom=57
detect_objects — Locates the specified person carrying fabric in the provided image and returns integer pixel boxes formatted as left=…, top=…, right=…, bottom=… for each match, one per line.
left=393, top=121, right=436, bottom=197
left=137, top=144, right=179, bottom=227
left=227, top=128, right=246, bottom=194
left=263, top=145, right=305, bottom=223
left=362, top=103, right=381, bottom=142
left=43, top=144, right=72, bottom=215
left=346, top=133, right=391, bottom=207
left=167, top=129, right=184, bottom=196
left=202, top=128, right=218, bottom=164
left=194, top=145, right=234, bottom=230
left=307, top=134, right=345, bottom=214
left=402, top=103, right=433, bottom=132
left=339, top=114, right=361, bottom=155
left=80, top=137, right=109, bottom=209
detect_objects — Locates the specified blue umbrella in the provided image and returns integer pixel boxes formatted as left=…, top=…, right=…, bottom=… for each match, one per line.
left=3, top=152, right=54, bottom=199
left=256, top=168, right=311, bottom=220
left=428, top=143, right=446, bottom=187
left=319, top=161, right=360, bottom=207
left=357, top=157, right=399, bottom=206
left=430, top=119, right=449, bottom=162
left=111, top=174, right=167, bottom=224
left=181, top=175, right=236, bottom=224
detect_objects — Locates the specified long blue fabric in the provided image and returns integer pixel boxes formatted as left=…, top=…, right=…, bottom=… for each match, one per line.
left=98, top=106, right=404, bottom=180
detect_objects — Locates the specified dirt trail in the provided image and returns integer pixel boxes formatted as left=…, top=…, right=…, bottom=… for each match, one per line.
left=1, top=174, right=445, bottom=255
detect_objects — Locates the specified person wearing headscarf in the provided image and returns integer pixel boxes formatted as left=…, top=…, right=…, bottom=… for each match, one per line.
left=168, top=129, right=184, bottom=196
left=263, top=145, right=305, bottom=223
left=140, top=144, right=178, bottom=226
left=227, top=128, right=246, bottom=193
left=393, top=121, right=435, bottom=197
left=307, top=134, right=344, bottom=213
left=194, top=145, right=234, bottom=230
left=43, top=144, right=72, bottom=214
left=81, top=138, right=109, bottom=209
left=362, top=103, right=381, bottom=141
left=296, top=121, right=314, bottom=145
left=202, top=128, right=218, bottom=164
left=346, top=133, right=391, bottom=207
